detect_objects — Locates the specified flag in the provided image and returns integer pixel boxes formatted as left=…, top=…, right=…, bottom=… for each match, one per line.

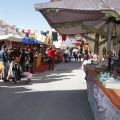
left=25, top=32, right=29, bottom=37
left=11, top=27, right=14, bottom=30
left=11, top=25, right=16, bottom=30
left=27, top=30, right=31, bottom=33
left=40, top=30, right=44, bottom=34
left=52, top=31, right=58, bottom=41
left=22, top=29, right=25, bottom=33
left=13, top=25, right=16, bottom=27
left=16, top=28, right=19, bottom=32
left=62, top=35, right=67, bottom=41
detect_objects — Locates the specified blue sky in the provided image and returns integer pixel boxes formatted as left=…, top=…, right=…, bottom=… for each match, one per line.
left=0, top=0, right=51, bottom=32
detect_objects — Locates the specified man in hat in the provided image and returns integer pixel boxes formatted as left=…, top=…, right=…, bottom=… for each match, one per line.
left=0, top=45, right=10, bottom=82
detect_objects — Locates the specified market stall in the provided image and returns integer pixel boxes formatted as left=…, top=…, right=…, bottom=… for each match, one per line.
left=0, top=33, right=22, bottom=49
left=21, top=36, right=45, bottom=68
left=0, top=34, right=22, bottom=73
left=84, top=63, right=120, bottom=120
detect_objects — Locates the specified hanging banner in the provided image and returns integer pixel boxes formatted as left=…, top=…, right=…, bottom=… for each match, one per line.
left=62, top=35, right=67, bottom=41
left=52, top=31, right=58, bottom=41
left=16, top=28, right=19, bottom=32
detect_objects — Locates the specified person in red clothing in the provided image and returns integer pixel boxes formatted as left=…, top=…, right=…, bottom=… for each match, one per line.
left=46, top=46, right=56, bottom=70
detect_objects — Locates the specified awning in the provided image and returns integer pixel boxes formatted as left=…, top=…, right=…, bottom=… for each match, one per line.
left=0, top=34, right=22, bottom=42
left=34, top=0, right=120, bottom=35
left=21, top=37, right=44, bottom=45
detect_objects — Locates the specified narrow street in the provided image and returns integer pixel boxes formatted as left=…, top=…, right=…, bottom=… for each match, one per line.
left=0, top=61, right=94, bottom=120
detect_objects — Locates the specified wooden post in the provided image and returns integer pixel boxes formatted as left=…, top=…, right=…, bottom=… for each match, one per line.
left=107, top=21, right=113, bottom=51
left=107, top=21, right=113, bottom=71
left=94, top=34, right=99, bottom=57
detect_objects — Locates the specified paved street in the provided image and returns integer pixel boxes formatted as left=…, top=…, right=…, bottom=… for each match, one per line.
left=0, top=61, right=94, bottom=120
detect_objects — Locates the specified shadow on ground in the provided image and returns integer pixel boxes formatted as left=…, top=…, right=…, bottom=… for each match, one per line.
left=0, top=88, right=94, bottom=120
left=0, top=61, right=83, bottom=86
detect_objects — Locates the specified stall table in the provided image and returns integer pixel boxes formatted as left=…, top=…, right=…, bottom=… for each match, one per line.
left=84, top=65, right=120, bottom=120
left=33, top=55, right=42, bottom=68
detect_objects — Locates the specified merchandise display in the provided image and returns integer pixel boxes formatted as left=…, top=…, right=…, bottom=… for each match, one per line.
left=98, top=72, right=120, bottom=89
left=84, top=65, right=120, bottom=120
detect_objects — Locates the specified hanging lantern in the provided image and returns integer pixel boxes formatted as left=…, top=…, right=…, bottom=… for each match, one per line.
left=16, top=28, right=19, bottom=32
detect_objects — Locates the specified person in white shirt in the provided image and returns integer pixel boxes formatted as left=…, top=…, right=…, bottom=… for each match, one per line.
left=73, top=47, right=79, bottom=62
left=64, top=47, right=70, bottom=62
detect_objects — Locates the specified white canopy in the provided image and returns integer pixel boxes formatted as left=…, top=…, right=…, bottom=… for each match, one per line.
left=0, top=34, right=22, bottom=42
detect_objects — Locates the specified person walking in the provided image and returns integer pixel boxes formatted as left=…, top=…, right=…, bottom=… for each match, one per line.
left=73, top=47, right=79, bottom=62
left=64, top=47, right=70, bottom=62
left=28, top=49, right=34, bottom=73
left=84, top=48, right=89, bottom=60
left=0, top=45, right=10, bottom=82
left=46, top=46, right=56, bottom=70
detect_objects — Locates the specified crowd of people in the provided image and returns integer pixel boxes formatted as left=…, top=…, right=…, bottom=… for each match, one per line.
left=0, top=45, right=34, bottom=82
left=0, top=44, right=94, bottom=82
left=63, top=47, right=93, bottom=62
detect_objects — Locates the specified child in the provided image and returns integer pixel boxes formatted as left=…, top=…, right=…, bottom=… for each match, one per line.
left=7, top=57, right=32, bottom=82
